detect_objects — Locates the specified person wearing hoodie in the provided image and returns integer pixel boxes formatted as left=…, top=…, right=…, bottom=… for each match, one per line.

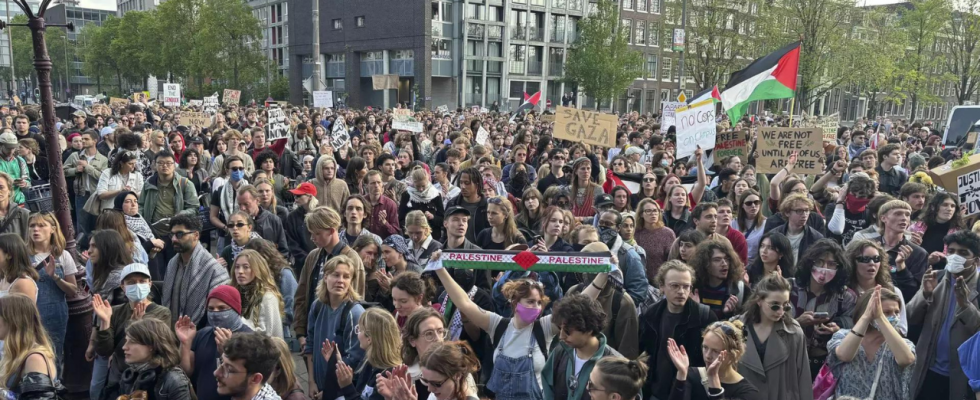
left=398, top=168, right=445, bottom=241
left=312, top=156, right=349, bottom=215
left=846, top=131, right=868, bottom=160
left=543, top=294, right=624, bottom=400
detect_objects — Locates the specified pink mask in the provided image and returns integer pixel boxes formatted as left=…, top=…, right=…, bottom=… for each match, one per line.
left=812, top=267, right=837, bottom=285
left=515, top=303, right=541, bottom=324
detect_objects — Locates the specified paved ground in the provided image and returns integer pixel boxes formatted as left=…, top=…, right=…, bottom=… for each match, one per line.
left=294, top=353, right=310, bottom=392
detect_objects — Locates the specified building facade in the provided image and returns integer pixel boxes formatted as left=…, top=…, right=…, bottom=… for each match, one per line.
left=249, top=0, right=290, bottom=79
left=47, top=2, right=115, bottom=97
left=0, top=0, right=40, bottom=97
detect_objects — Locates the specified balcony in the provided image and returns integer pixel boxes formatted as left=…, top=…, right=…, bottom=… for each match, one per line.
left=509, top=60, right=526, bottom=74
left=390, top=59, right=414, bottom=76
left=550, top=29, right=565, bottom=43
left=467, top=23, right=485, bottom=39
left=528, top=26, right=544, bottom=41
left=488, top=25, right=503, bottom=40
left=360, top=60, right=383, bottom=76
left=432, top=59, right=453, bottom=77
left=528, top=61, right=543, bottom=76
left=432, top=22, right=452, bottom=37
left=432, top=50, right=452, bottom=60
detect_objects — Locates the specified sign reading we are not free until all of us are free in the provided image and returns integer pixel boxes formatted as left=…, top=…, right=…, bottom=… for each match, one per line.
left=757, top=128, right=824, bottom=175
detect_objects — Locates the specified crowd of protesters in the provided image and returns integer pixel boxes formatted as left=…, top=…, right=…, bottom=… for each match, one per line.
left=0, top=99, right=977, bottom=400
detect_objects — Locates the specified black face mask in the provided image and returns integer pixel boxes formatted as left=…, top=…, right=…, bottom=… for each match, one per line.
left=572, top=243, right=586, bottom=252
left=450, top=268, right=476, bottom=292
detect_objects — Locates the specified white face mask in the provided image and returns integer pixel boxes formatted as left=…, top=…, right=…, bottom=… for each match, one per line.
left=946, top=254, right=969, bottom=274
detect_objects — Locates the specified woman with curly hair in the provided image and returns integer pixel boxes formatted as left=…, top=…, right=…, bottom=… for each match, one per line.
left=177, top=148, right=210, bottom=194
left=791, top=238, right=857, bottom=379
left=665, top=320, right=760, bottom=400
left=909, top=191, right=963, bottom=256
left=690, top=239, right=750, bottom=319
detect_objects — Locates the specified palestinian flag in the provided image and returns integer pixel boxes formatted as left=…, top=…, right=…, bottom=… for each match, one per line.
left=688, top=85, right=721, bottom=105
left=720, top=41, right=801, bottom=126
left=425, top=249, right=614, bottom=273
left=509, top=91, right=541, bottom=124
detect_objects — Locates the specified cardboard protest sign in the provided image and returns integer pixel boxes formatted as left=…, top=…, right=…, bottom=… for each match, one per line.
left=109, top=97, right=127, bottom=108
left=312, top=91, right=333, bottom=108
left=675, top=101, right=716, bottom=159
left=371, top=75, right=399, bottom=90
left=222, top=89, right=241, bottom=105
left=133, top=92, right=149, bottom=103
left=540, top=114, right=555, bottom=123
left=476, top=126, right=490, bottom=146
left=930, top=153, right=980, bottom=195
left=330, top=116, right=350, bottom=149
left=265, top=106, right=289, bottom=142
left=163, top=84, right=181, bottom=107
left=967, top=132, right=978, bottom=147
left=713, top=130, right=749, bottom=165
left=661, top=101, right=684, bottom=128
left=819, top=113, right=839, bottom=141
left=437, top=105, right=449, bottom=114
left=392, top=108, right=423, bottom=132
left=757, top=128, right=824, bottom=175
left=959, top=168, right=980, bottom=216
left=202, top=94, right=220, bottom=116
left=179, top=112, right=211, bottom=127
left=554, top=106, right=616, bottom=148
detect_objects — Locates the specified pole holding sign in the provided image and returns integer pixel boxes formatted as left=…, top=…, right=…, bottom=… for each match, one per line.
left=553, top=106, right=617, bottom=148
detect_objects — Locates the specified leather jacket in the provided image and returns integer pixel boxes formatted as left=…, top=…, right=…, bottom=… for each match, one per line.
left=116, top=367, right=193, bottom=400
left=14, top=372, right=64, bottom=400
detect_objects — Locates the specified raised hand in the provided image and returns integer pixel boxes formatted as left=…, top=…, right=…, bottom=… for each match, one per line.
left=787, top=151, right=799, bottom=169
left=723, top=295, right=739, bottom=314
left=214, top=327, right=232, bottom=352
left=928, top=251, right=946, bottom=266
left=321, top=340, right=338, bottom=362
left=174, top=315, right=197, bottom=344
left=922, top=270, right=939, bottom=298
left=92, top=294, right=113, bottom=324
left=896, top=245, right=912, bottom=267
left=666, top=338, right=690, bottom=377
left=956, top=276, right=971, bottom=307
left=336, top=361, right=354, bottom=388
left=132, top=301, right=147, bottom=320
left=706, top=350, right=727, bottom=379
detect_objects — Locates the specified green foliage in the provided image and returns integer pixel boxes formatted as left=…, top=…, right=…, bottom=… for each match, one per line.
left=846, top=8, right=907, bottom=118
left=564, top=0, right=645, bottom=109
left=943, top=0, right=980, bottom=105
left=665, top=0, right=759, bottom=90
left=896, top=0, right=952, bottom=121
left=10, top=14, right=70, bottom=82
left=78, top=17, right=123, bottom=93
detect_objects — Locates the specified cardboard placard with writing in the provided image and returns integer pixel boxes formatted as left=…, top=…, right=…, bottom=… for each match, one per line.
left=757, top=128, right=824, bottom=175
left=929, top=153, right=980, bottom=195
left=959, top=168, right=980, bottom=216
left=713, top=130, right=749, bottom=165
left=265, top=106, right=289, bottom=142
left=554, top=106, right=616, bottom=148
left=109, top=97, right=128, bottom=108
left=392, top=108, right=423, bottom=132
left=133, top=92, right=149, bottom=103
left=179, top=112, right=211, bottom=127
left=661, top=101, right=684, bottom=128
left=540, top=114, right=555, bottom=123
left=675, top=102, right=716, bottom=159
left=223, top=89, right=241, bottom=105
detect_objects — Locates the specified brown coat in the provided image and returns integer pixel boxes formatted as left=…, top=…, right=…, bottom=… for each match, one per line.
left=569, top=283, right=639, bottom=360
left=313, top=178, right=349, bottom=215
left=292, top=245, right=366, bottom=338
left=909, top=269, right=980, bottom=400
left=737, top=316, right=813, bottom=400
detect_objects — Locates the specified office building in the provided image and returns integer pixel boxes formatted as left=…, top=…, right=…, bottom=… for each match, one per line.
left=47, top=1, right=115, bottom=97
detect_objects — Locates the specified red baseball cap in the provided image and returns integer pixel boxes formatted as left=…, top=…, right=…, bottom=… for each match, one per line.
left=289, top=182, right=318, bottom=197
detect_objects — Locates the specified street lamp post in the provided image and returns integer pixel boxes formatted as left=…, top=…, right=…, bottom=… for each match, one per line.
left=0, top=0, right=76, bottom=252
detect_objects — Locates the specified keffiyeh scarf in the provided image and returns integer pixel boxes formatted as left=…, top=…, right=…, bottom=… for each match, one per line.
left=220, top=180, right=248, bottom=222
left=406, top=184, right=440, bottom=207
left=125, top=214, right=154, bottom=242
left=231, top=232, right=262, bottom=260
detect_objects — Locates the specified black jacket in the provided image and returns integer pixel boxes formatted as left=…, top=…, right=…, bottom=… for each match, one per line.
left=640, top=299, right=717, bottom=400
left=253, top=207, right=290, bottom=259
left=764, top=210, right=827, bottom=237
left=446, top=195, right=489, bottom=243
left=771, top=224, right=825, bottom=261
left=285, top=207, right=317, bottom=274
left=113, top=367, right=192, bottom=400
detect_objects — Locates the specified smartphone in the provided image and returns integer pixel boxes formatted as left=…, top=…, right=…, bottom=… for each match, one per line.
left=814, top=312, right=830, bottom=319
left=532, top=235, right=543, bottom=244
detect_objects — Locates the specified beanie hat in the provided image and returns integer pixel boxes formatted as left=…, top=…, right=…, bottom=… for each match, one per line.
left=113, top=191, right=137, bottom=212
left=207, top=285, right=242, bottom=314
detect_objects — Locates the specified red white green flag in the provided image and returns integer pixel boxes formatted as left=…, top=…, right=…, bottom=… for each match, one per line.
left=425, top=250, right=614, bottom=273
left=721, top=41, right=801, bottom=126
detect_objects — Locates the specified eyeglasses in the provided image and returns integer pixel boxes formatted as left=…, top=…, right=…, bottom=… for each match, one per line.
left=422, top=328, right=447, bottom=342
left=227, top=222, right=249, bottom=229
left=855, top=255, right=881, bottom=264
left=171, top=230, right=197, bottom=239
left=586, top=380, right=608, bottom=394
left=788, top=209, right=810, bottom=216
left=156, top=161, right=175, bottom=167
left=215, top=360, right=246, bottom=378
left=643, top=209, right=660, bottom=215
left=666, top=282, right=692, bottom=292
left=769, top=302, right=793, bottom=313
left=420, top=377, right=449, bottom=388
left=556, top=201, right=569, bottom=207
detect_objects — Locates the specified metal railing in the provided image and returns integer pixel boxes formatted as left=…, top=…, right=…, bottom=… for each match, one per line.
left=528, top=26, right=544, bottom=41
left=467, top=23, right=485, bottom=39
left=509, top=60, right=526, bottom=74
left=528, top=61, right=543, bottom=76
left=550, top=29, right=565, bottom=43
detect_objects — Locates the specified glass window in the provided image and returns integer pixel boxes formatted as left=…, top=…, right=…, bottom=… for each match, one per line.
left=649, top=22, right=659, bottom=46
left=651, top=0, right=660, bottom=13
left=332, top=19, right=342, bottom=29
left=636, top=21, right=645, bottom=45
left=624, top=0, right=633, bottom=10
left=662, top=57, right=672, bottom=81
left=552, top=0, right=565, bottom=8
left=355, top=16, right=365, bottom=27
left=646, top=55, right=657, bottom=79
left=638, top=0, right=647, bottom=12
left=623, top=19, right=632, bottom=44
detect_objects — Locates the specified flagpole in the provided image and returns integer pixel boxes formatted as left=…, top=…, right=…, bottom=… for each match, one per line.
left=789, top=97, right=796, bottom=126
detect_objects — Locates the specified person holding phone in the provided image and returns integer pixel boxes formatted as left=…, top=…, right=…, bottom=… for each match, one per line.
left=790, top=239, right=857, bottom=381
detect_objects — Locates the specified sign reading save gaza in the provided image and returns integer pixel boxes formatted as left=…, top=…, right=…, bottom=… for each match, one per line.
left=554, top=106, right=617, bottom=148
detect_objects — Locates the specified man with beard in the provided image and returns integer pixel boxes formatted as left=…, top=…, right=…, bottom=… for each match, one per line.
left=0, top=132, right=29, bottom=204
left=175, top=285, right=255, bottom=400
left=214, top=333, right=282, bottom=400
left=162, top=214, right=231, bottom=326
left=364, top=170, right=400, bottom=239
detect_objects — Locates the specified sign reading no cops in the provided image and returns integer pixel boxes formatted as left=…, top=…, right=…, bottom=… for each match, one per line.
left=554, top=106, right=617, bottom=148
left=675, top=102, right=716, bottom=159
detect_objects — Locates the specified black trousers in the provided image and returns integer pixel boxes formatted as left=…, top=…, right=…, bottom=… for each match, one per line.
left=916, top=369, right=950, bottom=400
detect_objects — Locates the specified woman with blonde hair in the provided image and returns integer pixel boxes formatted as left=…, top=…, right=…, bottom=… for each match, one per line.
left=321, top=307, right=402, bottom=400
left=845, top=239, right=908, bottom=335
left=399, top=168, right=445, bottom=241
left=476, top=196, right=527, bottom=250
left=405, top=210, right=442, bottom=264
left=0, top=294, right=58, bottom=398
left=666, top=320, right=760, bottom=399
left=117, top=318, right=193, bottom=399
left=305, top=255, right=366, bottom=399
left=268, top=337, right=307, bottom=400
left=26, top=213, right=78, bottom=369
left=231, top=249, right=285, bottom=338
left=634, top=198, right=676, bottom=283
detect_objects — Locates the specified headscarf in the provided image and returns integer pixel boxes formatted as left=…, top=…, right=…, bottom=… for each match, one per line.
left=114, top=191, right=154, bottom=241
left=382, top=235, right=421, bottom=272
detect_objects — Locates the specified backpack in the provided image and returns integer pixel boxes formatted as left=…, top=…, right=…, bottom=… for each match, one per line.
left=492, top=317, right=550, bottom=357
left=310, top=300, right=380, bottom=341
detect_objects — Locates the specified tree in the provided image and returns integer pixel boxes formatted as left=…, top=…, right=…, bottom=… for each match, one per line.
left=943, top=0, right=980, bottom=105
left=665, top=0, right=760, bottom=90
left=10, top=14, right=71, bottom=97
left=78, top=17, right=124, bottom=94
left=194, top=0, right=266, bottom=90
left=146, top=0, right=198, bottom=83
left=564, top=0, right=644, bottom=110
left=846, top=8, right=906, bottom=118
left=758, top=0, right=859, bottom=113
left=896, top=0, right=951, bottom=121
left=110, top=11, right=154, bottom=89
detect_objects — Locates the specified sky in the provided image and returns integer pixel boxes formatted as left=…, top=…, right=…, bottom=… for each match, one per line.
left=78, top=0, right=116, bottom=11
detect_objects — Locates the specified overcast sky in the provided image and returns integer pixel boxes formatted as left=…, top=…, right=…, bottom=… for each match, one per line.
left=78, top=0, right=116, bottom=11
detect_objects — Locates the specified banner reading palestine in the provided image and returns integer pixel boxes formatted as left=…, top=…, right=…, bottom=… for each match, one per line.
left=426, top=249, right=615, bottom=273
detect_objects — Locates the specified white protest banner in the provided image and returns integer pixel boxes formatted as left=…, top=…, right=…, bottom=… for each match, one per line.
left=313, top=91, right=333, bottom=108
left=203, top=93, right=220, bottom=116
left=661, top=101, right=684, bottom=128
left=392, top=108, right=423, bottom=132
left=331, top=116, right=350, bottom=149
left=437, top=105, right=449, bottom=114
left=675, top=101, right=716, bottom=159
left=163, top=84, right=181, bottom=107
left=476, top=126, right=490, bottom=146
left=222, top=89, right=241, bottom=105
left=189, top=100, right=203, bottom=107
left=554, top=106, right=617, bottom=148
left=480, top=107, right=489, bottom=114
left=265, top=106, right=289, bottom=142
left=757, top=128, right=824, bottom=175
left=959, top=169, right=980, bottom=216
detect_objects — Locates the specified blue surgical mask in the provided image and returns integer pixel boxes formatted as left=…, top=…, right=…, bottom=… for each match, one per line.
left=125, top=283, right=151, bottom=302
left=230, top=170, right=244, bottom=182
left=660, top=159, right=670, bottom=167
left=886, top=315, right=900, bottom=330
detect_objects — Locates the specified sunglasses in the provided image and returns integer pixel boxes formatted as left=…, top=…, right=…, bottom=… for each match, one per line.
left=769, top=302, right=793, bottom=313
left=171, top=230, right=197, bottom=239
left=855, top=255, right=881, bottom=264
left=743, top=200, right=761, bottom=206
left=420, top=377, right=449, bottom=388
left=227, top=222, right=249, bottom=229
left=230, top=167, right=245, bottom=172
left=488, top=197, right=504, bottom=205
left=643, top=178, right=657, bottom=182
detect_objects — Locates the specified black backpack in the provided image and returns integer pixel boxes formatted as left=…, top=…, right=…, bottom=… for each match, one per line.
left=491, top=317, right=550, bottom=357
